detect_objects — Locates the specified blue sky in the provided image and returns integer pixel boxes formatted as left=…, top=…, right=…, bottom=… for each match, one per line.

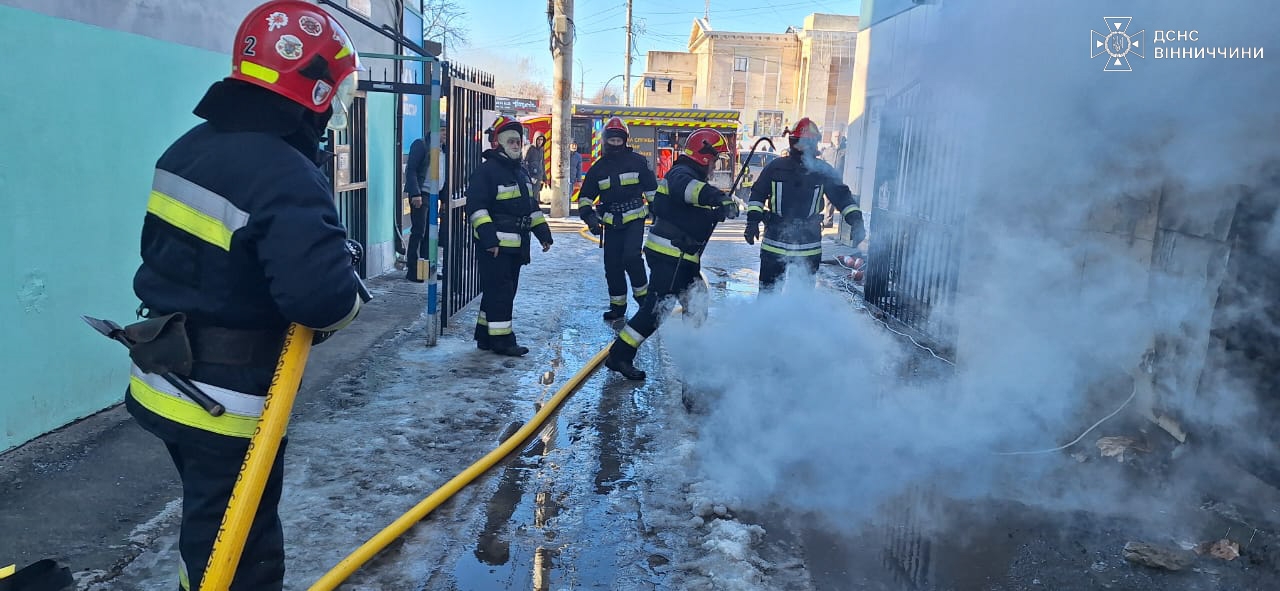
left=450, top=0, right=857, bottom=99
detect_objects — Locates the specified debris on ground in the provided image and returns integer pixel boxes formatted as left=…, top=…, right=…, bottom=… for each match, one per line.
left=1097, top=436, right=1150, bottom=463
left=1123, top=541, right=1195, bottom=571
left=1194, top=539, right=1241, bottom=561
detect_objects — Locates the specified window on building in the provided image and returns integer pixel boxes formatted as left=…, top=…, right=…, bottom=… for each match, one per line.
left=347, top=0, right=371, bottom=17
left=734, top=57, right=749, bottom=72
left=754, top=110, right=784, bottom=137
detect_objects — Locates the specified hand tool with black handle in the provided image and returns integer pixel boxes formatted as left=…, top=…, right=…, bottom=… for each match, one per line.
left=81, top=315, right=226, bottom=417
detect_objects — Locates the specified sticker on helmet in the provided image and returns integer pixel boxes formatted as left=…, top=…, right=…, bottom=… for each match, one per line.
left=298, top=15, right=324, bottom=37
left=276, top=35, right=304, bottom=61
left=266, top=11, right=288, bottom=31
left=312, top=80, right=333, bottom=106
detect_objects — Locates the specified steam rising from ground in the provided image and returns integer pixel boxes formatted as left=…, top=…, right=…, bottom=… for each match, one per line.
left=662, top=0, right=1280, bottom=533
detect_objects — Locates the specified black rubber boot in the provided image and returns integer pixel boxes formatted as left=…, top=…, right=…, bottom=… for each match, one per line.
left=475, top=339, right=491, bottom=351
left=605, top=355, right=646, bottom=380
left=492, top=345, right=530, bottom=357
left=602, top=304, right=627, bottom=321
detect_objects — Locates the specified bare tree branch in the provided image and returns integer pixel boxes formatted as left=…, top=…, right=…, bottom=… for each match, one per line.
left=422, top=0, right=468, bottom=51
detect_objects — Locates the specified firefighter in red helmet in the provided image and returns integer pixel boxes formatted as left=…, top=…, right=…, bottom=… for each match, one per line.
left=466, top=115, right=555, bottom=356
left=578, top=116, right=659, bottom=320
left=744, top=117, right=864, bottom=291
left=605, top=128, right=738, bottom=380
left=121, top=2, right=364, bottom=590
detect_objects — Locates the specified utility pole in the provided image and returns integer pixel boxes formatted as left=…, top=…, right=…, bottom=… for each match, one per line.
left=550, top=0, right=574, bottom=218
left=624, top=0, right=633, bottom=106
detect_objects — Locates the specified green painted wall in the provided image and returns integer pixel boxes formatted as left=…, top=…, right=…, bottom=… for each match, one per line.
left=366, top=93, right=397, bottom=254
left=0, top=7, right=230, bottom=452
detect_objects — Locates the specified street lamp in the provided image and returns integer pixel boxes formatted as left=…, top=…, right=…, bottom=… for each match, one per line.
left=576, top=58, right=589, bottom=103
left=600, top=74, right=625, bottom=105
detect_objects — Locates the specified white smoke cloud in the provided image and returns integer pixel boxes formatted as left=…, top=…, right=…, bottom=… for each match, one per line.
left=662, top=0, right=1280, bottom=541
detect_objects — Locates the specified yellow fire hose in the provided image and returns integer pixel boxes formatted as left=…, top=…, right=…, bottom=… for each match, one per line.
left=307, top=345, right=611, bottom=590
left=199, top=323, right=314, bottom=591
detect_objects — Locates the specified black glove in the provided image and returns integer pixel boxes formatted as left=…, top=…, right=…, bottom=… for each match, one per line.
left=744, top=221, right=759, bottom=245
left=719, top=200, right=740, bottom=221
left=844, top=210, right=866, bottom=245
left=589, top=223, right=603, bottom=236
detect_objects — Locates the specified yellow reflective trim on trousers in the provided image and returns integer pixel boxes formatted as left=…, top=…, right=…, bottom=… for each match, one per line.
left=147, top=191, right=235, bottom=250
left=644, top=237, right=699, bottom=263
left=129, top=376, right=260, bottom=438
left=760, top=243, right=823, bottom=257
left=619, top=325, right=645, bottom=347
left=178, top=557, right=191, bottom=591
left=238, top=60, right=280, bottom=83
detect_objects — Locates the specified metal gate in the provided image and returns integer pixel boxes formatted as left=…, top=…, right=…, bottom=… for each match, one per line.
left=864, top=83, right=965, bottom=352
left=439, top=64, right=495, bottom=326
left=327, top=96, right=369, bottom=278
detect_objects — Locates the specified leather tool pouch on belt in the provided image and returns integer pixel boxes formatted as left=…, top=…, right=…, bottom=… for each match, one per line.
left=124, top=313, right=194, bottom=375
left=604, top=198, right=643, bottom=214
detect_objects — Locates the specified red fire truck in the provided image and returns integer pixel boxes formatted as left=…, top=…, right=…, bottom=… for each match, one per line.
left=521, top=104, right=742, bottom=202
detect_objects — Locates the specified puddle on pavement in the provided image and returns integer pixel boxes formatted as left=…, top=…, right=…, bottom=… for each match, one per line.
left=450, top=270, right=717, bottom=590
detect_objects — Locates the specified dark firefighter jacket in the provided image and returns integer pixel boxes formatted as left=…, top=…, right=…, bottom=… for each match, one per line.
left=646, top=156, right=734, bottom=265
left=466, top=149, right=553, bottom=263
left=130, top=80, right=362, bottom=438
left=135, top=80, right=361, bottom=333
left=577, top=147, right=658, bottom=227
left=746, top=152, right=862, bottom=257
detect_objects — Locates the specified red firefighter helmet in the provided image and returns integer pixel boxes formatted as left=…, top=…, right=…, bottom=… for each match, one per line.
left=681, top=128, right=729, bottom=167
left=603, top=116, right=630, bottom=141
left=487, top=115, right=525, bottom=147
left=230, top=1, right=361, bottom=119
left=786, top=117, right=821, bottom=141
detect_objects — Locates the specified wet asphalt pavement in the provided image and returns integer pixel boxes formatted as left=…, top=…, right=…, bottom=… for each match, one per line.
left=8, top=220, right=1280, bottom=590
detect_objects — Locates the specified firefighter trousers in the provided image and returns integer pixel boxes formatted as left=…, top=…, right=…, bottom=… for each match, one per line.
left=608, top=251, right=703, bottom=363
left=475, top=251, right=524, bottom=349
left=127, top=393, right=287, bottom=591
left=759, top=251, right=820, bottom=292
left=602, top=220, right=649, bottom=307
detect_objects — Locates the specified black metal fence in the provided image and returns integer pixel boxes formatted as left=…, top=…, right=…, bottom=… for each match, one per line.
left=864, top=83, right=965, bottom=350
left=440, top=63, right=495, bottom=326
left=327, top=96, right=369, bottom=278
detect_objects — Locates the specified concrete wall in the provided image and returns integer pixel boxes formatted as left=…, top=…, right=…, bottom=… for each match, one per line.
left=635, top=51, right=698, bottom=108
left=697, top=34, right=801, bottom=136
left=365, top=92, right=399, bottom=275
left=0, top=3, right=246, bottom=453
left=0, top=0, right=405, bottom=453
